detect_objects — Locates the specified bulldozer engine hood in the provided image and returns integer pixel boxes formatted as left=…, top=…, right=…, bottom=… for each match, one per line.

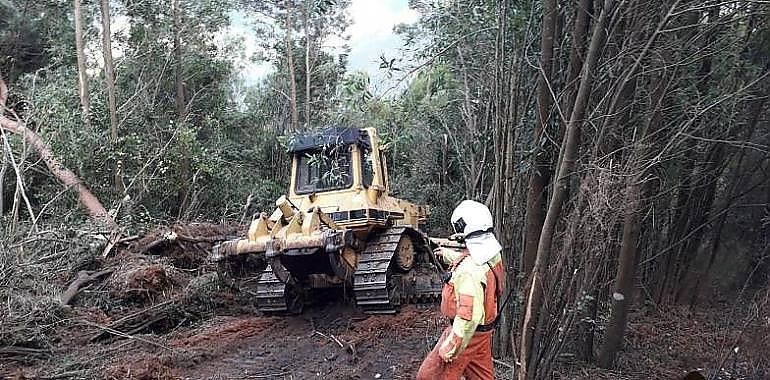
left=287, top=127, right=371, bottom=153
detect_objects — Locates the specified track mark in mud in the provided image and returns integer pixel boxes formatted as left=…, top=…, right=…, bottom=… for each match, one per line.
left=170, top=317, right=283, bottom=350
left=160, top=305, right=444, bottom=379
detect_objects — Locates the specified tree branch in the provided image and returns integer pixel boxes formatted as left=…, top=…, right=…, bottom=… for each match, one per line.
left=0, top=73, right=116, bottom=226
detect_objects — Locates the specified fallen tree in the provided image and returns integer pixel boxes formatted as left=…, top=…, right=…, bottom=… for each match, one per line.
left=0, top=73, right=115, bottom=226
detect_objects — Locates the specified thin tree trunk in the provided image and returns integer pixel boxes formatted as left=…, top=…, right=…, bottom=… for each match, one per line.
left=658, top=153, right=695, bottom=302
left=173, top=0, right=185, bottom=122
left=303, top=2, right=311, bottom=128
left=74, top=0, right=91, bottom=129
left=172, top=0, right=190, bottom=215
left=597, top=47, right=675, bottom=366
left=598, top=181, right=642, bottom=368
left=99, top=0, right=121, bottom=194
left=566, top=0, right=591, bottom=104
left=519, top=1, right=614, bottom=377
left=578, top=286, right=599, bottom=361
left=522, top=0, right=557, bottom=278
left=285, top=4, right=299, bottom=132
left=0, top=75, right=114, bottom=226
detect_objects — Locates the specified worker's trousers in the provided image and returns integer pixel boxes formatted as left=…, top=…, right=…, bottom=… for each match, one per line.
left=416, top=327, right=494, bottom=380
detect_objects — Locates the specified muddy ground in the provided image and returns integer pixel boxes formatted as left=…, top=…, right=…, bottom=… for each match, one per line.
left=1, top=224, right=768, bottom=379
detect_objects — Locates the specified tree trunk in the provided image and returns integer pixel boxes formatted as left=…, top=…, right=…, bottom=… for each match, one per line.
left=598, top=181, right=642, bottom=368
left=303, top=2, right=311, bottom=128
left=522, top=0, right=557, bottom=279
left=172, top=0, right=190, bottom=215
left=285, top=4, right=299, bottom=132
left=566, top=0, right=591, bottom=101
left=578, top=286, right=599, bottom=361
left=0, top=75, right=114, bottom=226
left=73, top=0, right=90, bottom=129
left=173, top=0, right=185, bottom=122
left=519, top=1, right=613, bottom=378
left=99, top=0, right=121, bottom=194
left=568, top=188, right=597, bottom=362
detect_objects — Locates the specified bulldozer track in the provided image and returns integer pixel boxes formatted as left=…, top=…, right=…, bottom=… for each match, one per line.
left=353, top=227, right=442, bottom=314
left=255, top=264, right=290, bottom=313
left=252, top=227, right=444, bottom=315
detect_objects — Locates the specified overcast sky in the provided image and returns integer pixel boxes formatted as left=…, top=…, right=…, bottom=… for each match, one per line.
left=226, top=0, right=419, bottom=91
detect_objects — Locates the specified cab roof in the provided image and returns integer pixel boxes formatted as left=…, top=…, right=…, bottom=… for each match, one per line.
left=287, top=127, right=370, bottom=153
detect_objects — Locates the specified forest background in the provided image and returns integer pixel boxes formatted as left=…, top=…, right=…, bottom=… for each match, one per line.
left=1, top=0, right=768, bottom=378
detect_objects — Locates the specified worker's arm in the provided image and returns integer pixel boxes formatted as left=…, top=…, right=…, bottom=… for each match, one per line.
left=437, top=271, right=485, bottom=362
left=434, top=247, right=465, bottom=266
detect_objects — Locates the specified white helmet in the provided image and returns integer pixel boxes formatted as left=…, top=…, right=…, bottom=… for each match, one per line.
left=450, top=200, right=502, bottom=264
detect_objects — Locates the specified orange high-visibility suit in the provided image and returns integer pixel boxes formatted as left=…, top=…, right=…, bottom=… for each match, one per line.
left=416, top=248, right=505, bottom=380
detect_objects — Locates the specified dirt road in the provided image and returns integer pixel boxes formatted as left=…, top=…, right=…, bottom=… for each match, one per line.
left=105, top=304, right=444, bottom=379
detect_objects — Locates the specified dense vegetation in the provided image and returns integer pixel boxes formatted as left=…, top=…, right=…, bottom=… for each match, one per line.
left=1, top=0, right=768, bottom=378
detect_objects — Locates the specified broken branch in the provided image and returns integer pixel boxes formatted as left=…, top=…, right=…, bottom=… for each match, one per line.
left=0, top=73, right=115, bottom=227
left=78, top=319, right=173, bottom=351
left=314, top=331, right=344, bottom=348
left=60, top=269, right=114, bottom=306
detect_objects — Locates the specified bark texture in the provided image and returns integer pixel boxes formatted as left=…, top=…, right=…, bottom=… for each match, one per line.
left=285, top=5, right=299, bottom=132
left=99, top=0, right=123, bottom=196
left=74, top=0, right=91, bottom=129
left=597, top=181, right=642, bottom=368
left=99, top=0, right=118, bottom=142
left=303, top=3, right=311, bottom=128
left=173, top=0, right=190, bottom=214
left=522, top=0, right=557, bottom=278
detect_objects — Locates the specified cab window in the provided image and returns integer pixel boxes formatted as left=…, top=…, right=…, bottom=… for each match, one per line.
left=295, top=146, right=353, bottom=194
left=362, top=149, right=374, bottom=188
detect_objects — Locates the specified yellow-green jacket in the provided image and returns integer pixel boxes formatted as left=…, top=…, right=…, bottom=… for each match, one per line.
left=435, top=248, right=505, bottom=361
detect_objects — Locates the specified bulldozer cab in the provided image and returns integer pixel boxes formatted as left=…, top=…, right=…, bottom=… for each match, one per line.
left=283, top=127, right=428, bottom=231
left=288, top=127, right=388, bottom=198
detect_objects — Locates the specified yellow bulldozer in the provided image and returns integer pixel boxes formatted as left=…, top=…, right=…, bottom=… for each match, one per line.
left=211, top=127, right=447, bottom=314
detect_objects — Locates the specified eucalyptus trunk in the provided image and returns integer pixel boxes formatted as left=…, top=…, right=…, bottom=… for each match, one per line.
left=522, top=0, right=556, bottom=278
left=285, top=5, right=299, bottom=132
left=173, top=0, right=190, bottom=215
left=99, top=0, right=121, bottom=195
left=73, top=0, right=90, bottom=129
left=598, top=181, right=642, bottom=368
left=303, top=2, right=311, bottom=128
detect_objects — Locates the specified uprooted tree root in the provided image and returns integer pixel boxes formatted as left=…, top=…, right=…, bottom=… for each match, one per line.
left=131, top=223, right=241, bottom=269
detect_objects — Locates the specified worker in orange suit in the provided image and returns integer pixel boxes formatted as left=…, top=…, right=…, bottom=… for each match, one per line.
left=417, top=200, right=505, bottom=380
